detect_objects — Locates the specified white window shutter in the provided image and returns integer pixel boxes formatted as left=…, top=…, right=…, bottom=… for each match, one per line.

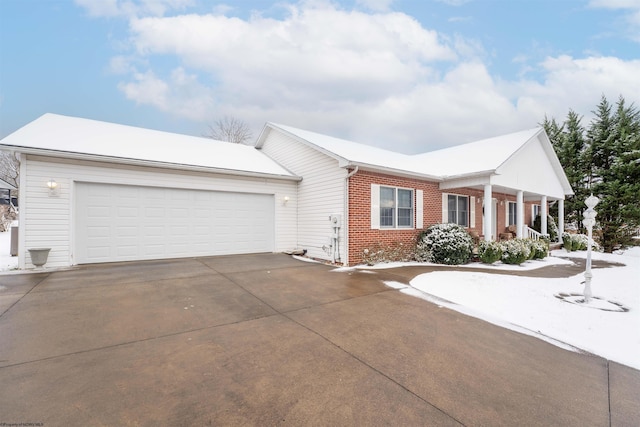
left=442, top=193, right=448, bottom=223
left=371, top=184, right=380, bottom=229
left=416, top=190, right=423, bottom=229
left=470, top=196, right=475, bottom=228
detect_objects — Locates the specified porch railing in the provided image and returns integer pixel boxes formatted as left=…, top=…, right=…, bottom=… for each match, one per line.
left=524, top=226, right=542, bottom=241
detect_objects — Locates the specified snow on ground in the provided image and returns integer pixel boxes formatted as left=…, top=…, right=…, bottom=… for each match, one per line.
left=391, top=247, right=640, bottom=370
left=0, top=231, right=18, bottom=272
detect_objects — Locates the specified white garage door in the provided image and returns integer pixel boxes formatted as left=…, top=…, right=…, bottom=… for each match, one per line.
left=75, top=183, right=275, bottom=264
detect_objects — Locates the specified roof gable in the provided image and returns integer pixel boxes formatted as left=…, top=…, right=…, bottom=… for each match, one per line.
left=0, top=114, right=297, bottom=179
left=257, top=123, right=442, bottom=180
left=258, top=122, right=573, bottom=197
left=413, top=128, right=541, bottom=177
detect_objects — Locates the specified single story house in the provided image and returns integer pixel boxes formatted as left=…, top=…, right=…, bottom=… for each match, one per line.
left=256, top=123, right=572, bottom=265
left=0, top=113, right=572, bottom=268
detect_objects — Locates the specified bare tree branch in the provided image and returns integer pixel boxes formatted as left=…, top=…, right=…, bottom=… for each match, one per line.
left=204, top=116, right=253, bottom=144
left=0, top=151, right=19, bottom=188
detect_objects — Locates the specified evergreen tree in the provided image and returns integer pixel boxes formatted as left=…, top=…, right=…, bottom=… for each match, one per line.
left=546, top=95, right=640, bottom=252
left=542, top=112, right=588, bottom=230
left=586, top=96, right=640, bottom=252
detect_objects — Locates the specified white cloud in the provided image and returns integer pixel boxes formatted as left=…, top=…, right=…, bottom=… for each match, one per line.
left=106, top=2, right=640, bottom=151
left=74, top=0, right=193, bottom=18
left=118, top=68, right=214, bottom=120
left=355, top=0, right=395, bottom=12
left=434, top=0, right=472, bottom=6
left=588, top=0, right=640, bottom=8
left=588, top=0, right=640, bottom=42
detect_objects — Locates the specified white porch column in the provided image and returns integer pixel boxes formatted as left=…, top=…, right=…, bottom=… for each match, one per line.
left=483, top=184, right=493, bottom=241
left=557, top=199, right=565, bottom=241
left=516, top=190, right=524, bottom=239
left=541, top=195, right=548, bottom=236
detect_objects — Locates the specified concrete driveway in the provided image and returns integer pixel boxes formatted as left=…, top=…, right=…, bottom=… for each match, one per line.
left=0, top=254, right=638, bottom=426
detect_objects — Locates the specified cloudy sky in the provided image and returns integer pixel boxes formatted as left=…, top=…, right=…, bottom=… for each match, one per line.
left=1, top=0, right=639, bottom=152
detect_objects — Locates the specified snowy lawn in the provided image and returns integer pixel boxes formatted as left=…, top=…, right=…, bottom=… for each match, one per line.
left=0, top=230, right=19, bottom=271
left=376, top=248, right=639, bottom=370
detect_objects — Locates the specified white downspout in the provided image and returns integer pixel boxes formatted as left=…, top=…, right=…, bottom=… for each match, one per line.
left=343, top=166, right=359, bottom=266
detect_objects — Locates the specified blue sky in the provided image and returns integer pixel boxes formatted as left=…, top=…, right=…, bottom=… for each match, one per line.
left=1, top=0, right=639, bottom=152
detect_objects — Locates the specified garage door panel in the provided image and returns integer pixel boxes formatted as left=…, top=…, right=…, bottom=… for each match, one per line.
left=76, top=183, right=274, bottom=264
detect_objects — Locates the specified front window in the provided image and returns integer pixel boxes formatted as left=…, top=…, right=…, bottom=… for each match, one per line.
left=380, top=186, right=413, bottom=228
left=508, top=202, right=517, bottom=226
left=448, top=194, right=469, bottom=227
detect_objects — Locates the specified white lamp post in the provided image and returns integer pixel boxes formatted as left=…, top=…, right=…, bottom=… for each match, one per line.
left=582, top=194, right=599, bottom=303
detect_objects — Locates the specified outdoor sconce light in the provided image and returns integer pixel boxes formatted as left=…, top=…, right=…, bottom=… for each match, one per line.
left=283, top=195, right=290, bottom=205
left=47, top=179, right=59, bottom=196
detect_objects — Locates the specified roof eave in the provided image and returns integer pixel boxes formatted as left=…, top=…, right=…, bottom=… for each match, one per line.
left=258, top=123, right=350, bottom=165
left=1, top=145, right=302, bottom=182
left=441, top=169, right=496, bottom=181
left=343, top=161, right=443, bottom=182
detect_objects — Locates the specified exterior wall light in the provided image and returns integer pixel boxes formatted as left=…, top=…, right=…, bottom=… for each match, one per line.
left=47, top=179, right=59, bottom=196
left=283, top=195, right=290, bottom=205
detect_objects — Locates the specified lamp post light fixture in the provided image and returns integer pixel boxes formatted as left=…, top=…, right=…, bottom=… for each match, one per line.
left=582, top=194, right=599, bottom=303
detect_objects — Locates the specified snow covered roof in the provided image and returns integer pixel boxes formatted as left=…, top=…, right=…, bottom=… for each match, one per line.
left=0, top=114, right=298, bottom=180
left=257, top=122, right=573, bottom=197
left=260, top=123, right=544, bottom=179
left=413, top=128, right=544, bottom=177
left=259, top=123, right=443, bottom=180
left=0, top=178, right=16, bottom=190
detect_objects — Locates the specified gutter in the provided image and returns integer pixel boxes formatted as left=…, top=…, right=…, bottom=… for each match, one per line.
left=1, top=145, right=302, bottom=182
left=341, top=161, right=443, bottom=182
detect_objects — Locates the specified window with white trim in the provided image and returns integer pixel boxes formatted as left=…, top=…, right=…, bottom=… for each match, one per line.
left=508, top=202, right=517, bottom=226
left=380, top=186, right=413, bottom=228
left=447, top=194, right=469, bottom=227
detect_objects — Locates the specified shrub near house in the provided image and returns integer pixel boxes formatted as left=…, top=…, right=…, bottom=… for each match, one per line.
left=416, top=223, right=474, bottom=265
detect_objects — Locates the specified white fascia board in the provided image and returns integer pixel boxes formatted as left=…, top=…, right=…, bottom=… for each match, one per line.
left=438, top=170, right=497, bottom=190
left=4, top=146, right=302, bottom=182
left=343, top=161, right=443, bottom=182
left=439, top=172, right=493, bottom=190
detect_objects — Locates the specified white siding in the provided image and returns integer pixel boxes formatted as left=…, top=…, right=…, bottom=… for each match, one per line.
left=259, top=131, right=347, bottom=263
left=20, top=155, right=297, bottom=269
left=493, top=137, right=565, bottom=199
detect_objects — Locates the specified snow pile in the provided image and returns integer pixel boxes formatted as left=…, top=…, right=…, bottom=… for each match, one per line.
left=0, top=231, right=18, bottom=271
left=403, top=247, right=640, bottom=370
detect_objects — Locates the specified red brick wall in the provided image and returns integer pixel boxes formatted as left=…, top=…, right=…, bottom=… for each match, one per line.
left=347, top=170, right=541, bottom=265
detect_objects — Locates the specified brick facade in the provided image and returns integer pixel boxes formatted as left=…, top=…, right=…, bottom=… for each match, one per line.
left=347, top=169, right=541, bottom=265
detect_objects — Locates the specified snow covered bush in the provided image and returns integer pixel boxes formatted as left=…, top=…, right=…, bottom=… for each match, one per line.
left=500, top=239, right=531, bottom=265
left=562, top=232, right=573, bottom=252
left=416, top=223, right=473, bottom=265
left=572, top=234, right=585, bottom=251
left=362, top=241, right=414, bottom=265
left=478, top=240, right=502, bottom=264
left=530, top=239, right=549, bottom=260
left=562, top=232, right=600, bottom=252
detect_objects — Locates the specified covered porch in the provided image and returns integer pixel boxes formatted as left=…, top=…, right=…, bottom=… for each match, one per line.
left=435, top=127, right=573, bottom=242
